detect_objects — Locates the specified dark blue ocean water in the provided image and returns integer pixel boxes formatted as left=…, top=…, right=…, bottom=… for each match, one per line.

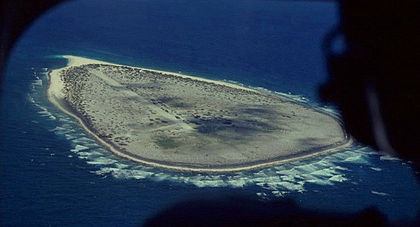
left=1, top=0, right=419, bottom=226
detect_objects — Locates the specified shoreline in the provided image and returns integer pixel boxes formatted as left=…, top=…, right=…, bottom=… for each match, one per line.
left=58, top=55, right=258, bottom=92
left=47, top=55, right=353, bottom=173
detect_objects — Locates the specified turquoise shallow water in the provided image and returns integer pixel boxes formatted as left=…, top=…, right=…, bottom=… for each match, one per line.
left=1, top=0, right=419, bottom=226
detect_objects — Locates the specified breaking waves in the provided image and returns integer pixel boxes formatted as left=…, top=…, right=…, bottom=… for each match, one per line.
left=28, top=66, right=402, bottom=197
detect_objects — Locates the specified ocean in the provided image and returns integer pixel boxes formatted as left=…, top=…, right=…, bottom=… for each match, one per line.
left=1, top=0, right=419, bottom=226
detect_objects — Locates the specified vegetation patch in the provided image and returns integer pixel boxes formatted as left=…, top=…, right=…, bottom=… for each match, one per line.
left=154, top=136, right=181, bottom=149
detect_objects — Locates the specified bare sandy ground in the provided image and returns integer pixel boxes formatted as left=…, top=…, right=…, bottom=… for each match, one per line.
left=48, top=55, right=353, bottom=173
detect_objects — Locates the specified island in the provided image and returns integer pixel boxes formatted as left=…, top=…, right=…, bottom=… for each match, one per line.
left=48, top=55, right=352, bottom=172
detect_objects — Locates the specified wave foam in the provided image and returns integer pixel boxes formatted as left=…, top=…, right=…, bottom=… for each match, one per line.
left=371, top=190, right=390, bottom=196
left=379, top=155, right=401, bottom=161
